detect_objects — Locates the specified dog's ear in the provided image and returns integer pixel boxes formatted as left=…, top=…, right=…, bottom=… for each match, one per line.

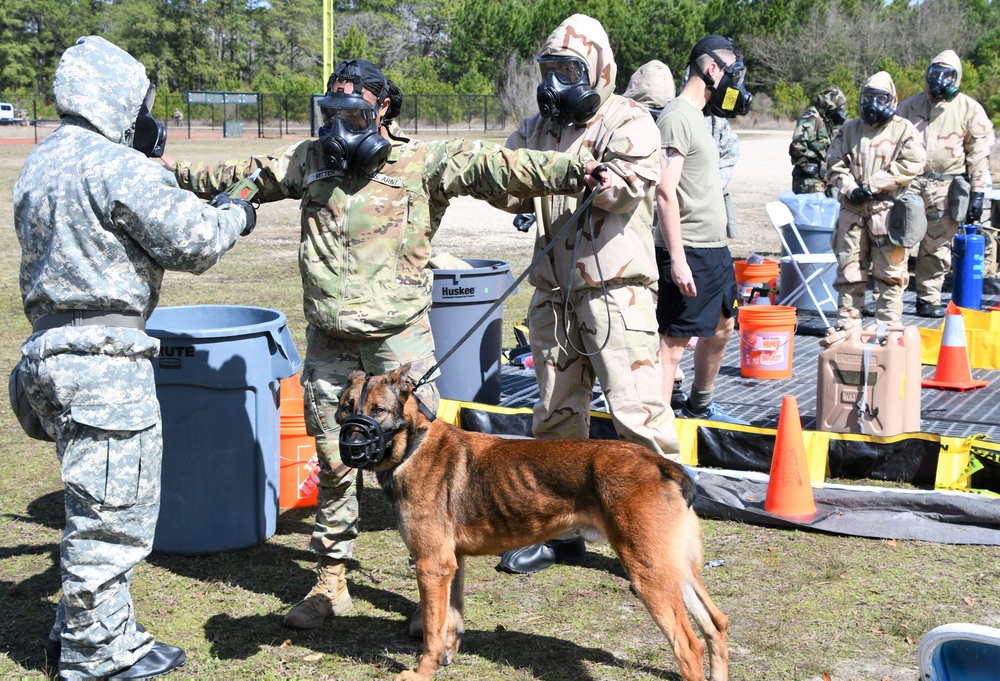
left=387, top=364, right=414, bottom=396
left=347, top=370, right=367, bottom=386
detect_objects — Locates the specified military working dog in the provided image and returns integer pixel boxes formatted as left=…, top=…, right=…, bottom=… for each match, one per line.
left=336, top=366, right=728, bottom=681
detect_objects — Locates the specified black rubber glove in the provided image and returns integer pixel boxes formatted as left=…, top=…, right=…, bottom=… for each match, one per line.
left=801, top=163, right=820, bottom=178
left=210, top=192, right=257, bottom=236
left=848, top=187, right=874, bottom=205
left=966, top=192, right=984, bottom=224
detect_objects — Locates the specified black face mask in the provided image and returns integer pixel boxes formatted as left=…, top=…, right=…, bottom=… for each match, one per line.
left=536, top=56, right=601, bottom=125
left=926, top=64, right=960, bottom=102
left=132, top=85, right=166, bottom=158
left=339, top=377, right=394, bottom=468
left=694, top=54, right=753, bottom=119
left=318, top=116, right=391, bottom=177
left=827, top=106, right=847, bottom=126
left=859, top=89, right=895, bottom=126
left=318, top=65, right=392, bottom=177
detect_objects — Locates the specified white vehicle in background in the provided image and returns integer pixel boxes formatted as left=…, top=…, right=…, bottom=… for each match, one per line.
left=0, top=102, right=24, bottom=125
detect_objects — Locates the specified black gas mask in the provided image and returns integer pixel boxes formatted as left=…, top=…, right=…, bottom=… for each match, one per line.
left=693, top=52, right=753, bottom=119
left=827, top=106, right=848, bottom=126
left=339, top=377, right=395, bottom=468
left=536, top=55, right=601, bottom=125
left=132, top=84, right=166, bottom=158
left=926, top=63, right=960, bottom=102
left=317, top=62, right=391, bottom=177
left=859, top=88, right=895, bottom=126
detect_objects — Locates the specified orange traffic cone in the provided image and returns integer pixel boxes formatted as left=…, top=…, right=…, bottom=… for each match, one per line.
left=922, top=302, right=988, bottom=391
left=763, top=395, right=817, bottom=521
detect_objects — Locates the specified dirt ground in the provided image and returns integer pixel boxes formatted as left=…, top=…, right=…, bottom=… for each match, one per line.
left=432, top=129, right=793, bottom=262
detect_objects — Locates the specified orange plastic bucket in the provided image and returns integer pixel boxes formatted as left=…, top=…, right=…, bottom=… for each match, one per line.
left=737, top=305, right=797, bottom=379
left=279, top=375, right=319, bottom=509
left=734, top=259, right=779, bottom=305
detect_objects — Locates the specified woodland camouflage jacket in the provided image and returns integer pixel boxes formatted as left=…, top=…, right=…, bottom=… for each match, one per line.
left=173, top=135, right=592, bottom=339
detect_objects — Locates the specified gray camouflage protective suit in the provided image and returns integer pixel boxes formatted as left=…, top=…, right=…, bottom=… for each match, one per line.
left=896, top=49, right=996, bottom=305
left=492, top=14, right=678, bottom=460
left=11, top=36, right=245, bottom=678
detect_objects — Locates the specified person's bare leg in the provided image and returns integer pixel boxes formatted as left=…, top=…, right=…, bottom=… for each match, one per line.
left=691, top=314, right=735, bottom=397
left=660, top=334, right=691, bottom=404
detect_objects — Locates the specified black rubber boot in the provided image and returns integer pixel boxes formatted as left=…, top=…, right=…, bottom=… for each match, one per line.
left=916, top=300, right=946, bottom=318
left=496, top=543, right=555, bottom=574
left=108, top=641, right=186, bottom=680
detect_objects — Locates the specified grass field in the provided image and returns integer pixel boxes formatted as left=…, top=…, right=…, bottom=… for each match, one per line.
left=0, top=136, right=998, bottom=681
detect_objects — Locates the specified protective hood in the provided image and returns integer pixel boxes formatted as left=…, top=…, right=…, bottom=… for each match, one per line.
left=53, top=36, right=151, bottom=146
left=814, top=85, right=846, bottom=114
left=862, top=71, right=898, bottom=108
left=930, top=49, right=963, bottom=87
left=539, top=13, right=616, bottom=107
left=623, top=60, right=675, bottom=110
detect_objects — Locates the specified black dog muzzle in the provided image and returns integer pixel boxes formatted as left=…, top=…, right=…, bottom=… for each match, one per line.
left=339, top=378, right=394, bottom=468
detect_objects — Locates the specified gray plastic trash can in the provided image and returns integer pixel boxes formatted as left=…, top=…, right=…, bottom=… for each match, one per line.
left=146, top=305, right=301, bottom=555
left=429, top=259, right=514, bottom=404
left=777, top=191, right=839, bottom=314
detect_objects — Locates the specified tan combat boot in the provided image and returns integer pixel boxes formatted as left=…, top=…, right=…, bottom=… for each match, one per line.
left=283, top=557, right=353, bottom=628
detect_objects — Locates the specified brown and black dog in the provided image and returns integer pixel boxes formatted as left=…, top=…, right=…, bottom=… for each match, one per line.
left=336, top=366, right=728, bottom=681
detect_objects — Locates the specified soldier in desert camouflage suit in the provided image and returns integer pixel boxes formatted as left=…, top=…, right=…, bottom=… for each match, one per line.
left=790, top=86, right=848, bottom=195
left=897, top=49, right=995, bottom=317
left=827, top=71, right=926, bottom=326
left=490, top=15, right=677, bottom=575
left=11, top=36, right=249, bottom=679
left=166, top=57, right=609, bottom=628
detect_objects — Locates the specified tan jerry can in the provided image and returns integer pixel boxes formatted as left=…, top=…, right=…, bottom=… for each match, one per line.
left=816, top=325, right=921, bottom=436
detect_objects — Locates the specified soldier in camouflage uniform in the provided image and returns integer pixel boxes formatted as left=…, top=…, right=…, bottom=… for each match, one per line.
left=490, top=15, right=678, bottom=575
left=165, top=57, right=608, bottom=627
left=827, top=71, right=926, bottom=326
left=790, top=86, right=848, bottom=195
left=897, top=50, right=995, bottom=317
left=11, top=36, right=251, bottom=679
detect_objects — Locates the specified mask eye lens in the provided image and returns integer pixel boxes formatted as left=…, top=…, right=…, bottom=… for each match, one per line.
left=861, top=91, right=890, bottom=107
left=321, top=106, right=374, bottom=132
left=725, top=62, right=746, bottom=86
left=538, top=58, right=585, bottom=84
left=927, top=65, right=956, bottom=84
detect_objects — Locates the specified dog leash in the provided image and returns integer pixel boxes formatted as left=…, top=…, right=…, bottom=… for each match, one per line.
left=413, top=166, right=607, bottom=393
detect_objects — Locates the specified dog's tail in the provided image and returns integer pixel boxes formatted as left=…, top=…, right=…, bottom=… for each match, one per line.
left=680, top=509, right=730, bottom=680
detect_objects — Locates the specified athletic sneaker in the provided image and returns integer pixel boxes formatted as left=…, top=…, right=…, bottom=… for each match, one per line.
left=680, top=401, right=748, bottom=425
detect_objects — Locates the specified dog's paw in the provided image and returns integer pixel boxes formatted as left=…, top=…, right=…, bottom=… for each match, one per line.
left=395, top=670, right=423, bottom=681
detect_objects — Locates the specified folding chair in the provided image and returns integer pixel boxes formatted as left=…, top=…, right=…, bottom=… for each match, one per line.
left=765, top=200, right=838, bottom=328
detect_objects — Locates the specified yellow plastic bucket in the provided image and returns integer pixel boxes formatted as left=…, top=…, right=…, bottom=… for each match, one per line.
left=738, top=305, right=797, bottom=379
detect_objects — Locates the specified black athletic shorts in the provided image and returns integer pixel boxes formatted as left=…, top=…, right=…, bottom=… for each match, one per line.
left=656, top=244, right=739, bottom=337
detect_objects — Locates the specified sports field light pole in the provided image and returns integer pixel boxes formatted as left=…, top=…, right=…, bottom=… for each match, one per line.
left=323, top=0, right=334, bottom=90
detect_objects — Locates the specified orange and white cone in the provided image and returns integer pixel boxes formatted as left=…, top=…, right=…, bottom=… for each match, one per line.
left=922, top=302, right=988, bottom=391
left=763, top=396, right=818, bottom=521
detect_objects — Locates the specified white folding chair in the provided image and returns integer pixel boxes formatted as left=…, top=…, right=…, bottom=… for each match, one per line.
left=765, top=200, right=839, bottom=328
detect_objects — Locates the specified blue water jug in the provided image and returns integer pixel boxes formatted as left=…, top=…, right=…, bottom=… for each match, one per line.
left=952, top=224, right=985, bottom=310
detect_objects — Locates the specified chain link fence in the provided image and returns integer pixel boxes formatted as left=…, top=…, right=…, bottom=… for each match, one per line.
left=1, top=91, right=510, bottom=143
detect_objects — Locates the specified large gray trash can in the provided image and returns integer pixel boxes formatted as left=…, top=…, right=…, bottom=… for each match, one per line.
left=777, top=191, right=840, bottom=314
left=147, top=305, right=301, bottom=555
left=429, top=259, right=514, bottom=404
